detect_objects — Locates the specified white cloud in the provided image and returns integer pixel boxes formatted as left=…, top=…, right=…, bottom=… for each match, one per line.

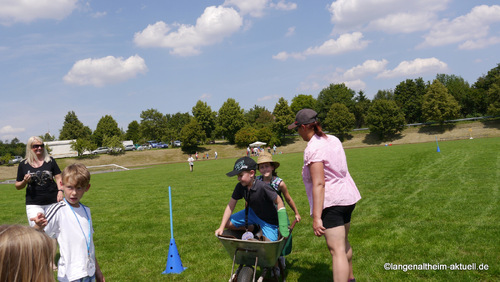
left=328, top=0, right=448, bottom=34
left=91, top=11, right=107, bottom=18
left=257, top=95, right=279, bottom=102
left=297, top=81, right=322, bottom=93
left=0, top=125, right=25, bottom=134
left=271, top=0, right=297, bottom=11
left=459, top=36, right=500, bottom=50
left=134, top=6, right=242, bottom=56
left=285, top=26, right=295, bottom=37
left=273, top=32, right=369, bottom=60
left=272, top=51, right=305, bottom=61
left=419, top=5, right=500, bottom=49
left=368, top=12, right=436, bottom=33
left=343, top=79, right=366, bottom=92
left=63, top=55, right=148, bottom=87
left=377, top=58, right=448, bottom=78
left=224, top=0, right=269, bottom=17
left=342, top=59, right=388, bottom=80
left=0, top=0, right=78, bottom=25
left=303, top=32, right=369, bottom=56
left=200, top=93, right=212, bottom=100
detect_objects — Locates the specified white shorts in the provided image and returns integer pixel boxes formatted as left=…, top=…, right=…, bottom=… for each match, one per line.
left=26, top=204, right=53, bottom=227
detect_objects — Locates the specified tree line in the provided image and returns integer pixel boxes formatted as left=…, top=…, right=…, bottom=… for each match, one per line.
left=3, top=64, right=499, bottom=158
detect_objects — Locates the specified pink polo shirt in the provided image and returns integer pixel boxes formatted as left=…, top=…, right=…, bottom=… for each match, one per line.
left=302, top=134, right=361, bottom=215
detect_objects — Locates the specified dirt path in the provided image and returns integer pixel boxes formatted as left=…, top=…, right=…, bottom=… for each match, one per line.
left=1, top=119, right=498, bottom=182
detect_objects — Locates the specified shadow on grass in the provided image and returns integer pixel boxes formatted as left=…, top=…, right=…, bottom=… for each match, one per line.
left=480, top=118, right=500, bottom=130
left=286, top=258, right=332, bottom=281
left=75, top=154, right=99, bottom=160
left=361, top=132, right=403, bottom=145
left=417, top=123, right=457, bottom=135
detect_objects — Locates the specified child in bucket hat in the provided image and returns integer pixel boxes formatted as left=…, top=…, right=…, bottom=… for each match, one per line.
left=257, top=152, right=301, bottom=265
left=215, top=157, right=290, bottom=242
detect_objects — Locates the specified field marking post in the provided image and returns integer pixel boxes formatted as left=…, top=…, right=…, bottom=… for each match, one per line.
left=162, top=186, right=186, bottom=274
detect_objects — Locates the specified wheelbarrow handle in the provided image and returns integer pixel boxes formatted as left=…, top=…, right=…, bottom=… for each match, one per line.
left=289, top=219, right=298, bottom=233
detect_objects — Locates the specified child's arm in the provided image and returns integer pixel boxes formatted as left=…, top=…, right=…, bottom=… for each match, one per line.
left=279, top=180, right=301, bottom=222
left=215, top=198, right=237, bottom=236
left=275, top=196, right=289, bottom=237
left=29, top=212, right=48, bottom=230
left=95, top=257, right=105, bottom=282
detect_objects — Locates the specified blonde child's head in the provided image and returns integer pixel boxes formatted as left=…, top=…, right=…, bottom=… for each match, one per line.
left=62, top=163, right=91, bottom=188
left=0, top=224, right=56, bottom=282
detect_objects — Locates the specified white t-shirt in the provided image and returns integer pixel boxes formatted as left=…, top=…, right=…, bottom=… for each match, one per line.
left=44, top=201, right=96, bottom=281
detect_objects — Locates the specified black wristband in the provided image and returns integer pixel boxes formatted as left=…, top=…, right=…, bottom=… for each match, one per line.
left=58, top=190, right=64, bottom=192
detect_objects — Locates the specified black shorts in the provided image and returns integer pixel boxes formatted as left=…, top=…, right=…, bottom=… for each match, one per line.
left=321, top=204, right=356, bottom=229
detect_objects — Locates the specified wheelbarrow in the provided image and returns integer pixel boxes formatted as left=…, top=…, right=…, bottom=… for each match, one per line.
left=217, top=220, right=297, bottom=282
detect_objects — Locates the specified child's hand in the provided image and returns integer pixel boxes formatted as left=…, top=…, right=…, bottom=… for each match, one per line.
left=30, top=212, right=47, bottom=229
left=295, top=214, right=302, bottom=222
left=215, top=228, right=224, bottom=237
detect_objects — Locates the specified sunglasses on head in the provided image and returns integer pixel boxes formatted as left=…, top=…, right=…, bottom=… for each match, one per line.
left=32, top=144, right=45, bottom=149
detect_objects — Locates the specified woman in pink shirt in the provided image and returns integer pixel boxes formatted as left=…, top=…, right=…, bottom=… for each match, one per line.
left=288, top=109, right=361, bottom=282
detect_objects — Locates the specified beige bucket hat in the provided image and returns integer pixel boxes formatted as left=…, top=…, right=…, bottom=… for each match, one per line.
left=257, top=152, right=280, bottom=169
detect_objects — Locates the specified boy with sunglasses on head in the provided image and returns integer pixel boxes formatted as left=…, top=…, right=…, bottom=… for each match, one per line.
left=31, top=163, right=105, bottom=282
left=215, top=156, right=289, bottom=242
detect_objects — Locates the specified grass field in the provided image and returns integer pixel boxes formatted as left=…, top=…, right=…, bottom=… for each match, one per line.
left=1, top=137, right=499, bottom=281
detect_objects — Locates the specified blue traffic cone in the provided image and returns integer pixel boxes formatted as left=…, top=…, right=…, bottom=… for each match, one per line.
left=162, top=238, right=186, bottom=274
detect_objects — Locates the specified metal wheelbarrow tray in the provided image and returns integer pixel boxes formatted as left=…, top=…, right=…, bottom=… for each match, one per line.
left=217, top=221, right=297, bottom=282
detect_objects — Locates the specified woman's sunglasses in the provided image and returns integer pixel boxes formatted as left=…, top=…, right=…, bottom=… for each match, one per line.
left=32, top=144, right=45, bottom=149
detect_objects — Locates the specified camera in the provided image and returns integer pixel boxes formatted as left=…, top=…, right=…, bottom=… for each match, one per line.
left=28, top=170, right=53, bottom=186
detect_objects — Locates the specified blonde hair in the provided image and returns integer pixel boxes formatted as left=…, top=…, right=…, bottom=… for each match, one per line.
left=62, top=163, right=91, bottom=188
left=24, top=136, right=51, bottom=166
left=0, top=225, right=56, bottom=282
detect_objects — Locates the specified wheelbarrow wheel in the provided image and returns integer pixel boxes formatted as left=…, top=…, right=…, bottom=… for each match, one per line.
left=237, top=266, right=254, bottom=282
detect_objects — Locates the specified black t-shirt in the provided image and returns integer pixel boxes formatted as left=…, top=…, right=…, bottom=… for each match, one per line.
left=16, top=158, right=61, bottom=205
left=231, top=179, right=279, bottom=225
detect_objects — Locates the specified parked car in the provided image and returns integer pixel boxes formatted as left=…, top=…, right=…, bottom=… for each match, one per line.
left=137, top=144, right=151, bottom=150
left=156, top=142, right=168, bottom=148
left=109, top=147, right=123, bottom=154
left=92, top=147, right=109, bottom=154
left=147, top=140, right=158, bottom=148
left=9, top=156, right=23, bottom=164
left=173, top=140, right=181, bottom=147
left=124, top=144, right=136, bottom=151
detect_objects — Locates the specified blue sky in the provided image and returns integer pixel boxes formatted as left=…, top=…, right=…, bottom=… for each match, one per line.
left=1, top=0, right=499, bottom=142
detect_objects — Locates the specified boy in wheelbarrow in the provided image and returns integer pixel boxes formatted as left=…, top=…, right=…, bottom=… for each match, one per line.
left=215, top=156, right=289, bottom=242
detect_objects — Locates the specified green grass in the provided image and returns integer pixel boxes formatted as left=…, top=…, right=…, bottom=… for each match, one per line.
left=1, top=137, right=499, bottom=281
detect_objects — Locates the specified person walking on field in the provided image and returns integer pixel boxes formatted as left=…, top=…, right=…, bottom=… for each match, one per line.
left=188, top=155, right=195, bottom=172
left=289, top=109, right=361, bottom=282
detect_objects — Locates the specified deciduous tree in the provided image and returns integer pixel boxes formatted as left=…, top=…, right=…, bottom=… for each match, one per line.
left=217, top=98, right=246, bottom=144
left=290, top=94, right=316, bottom=114
left=366, top=99, right=406, bottom=140
left=272, top=97, right=294, bottom=137
left=180, top=118, right=206, bottom=151
left=422, top=80, right=460, bottom=124
left=125, top=120, right=140, bottom=144
left=323, top=103, right=355, bottom=142
left=316, top=83, right=355, bottom=121
left=192, top=101, right=216, bottom=142
left=59, top=111, right=92, bottom=140
left=394, top=78, right=426, bottom=123
left=235, top=126, right=258, bottom=147
left=140, top=109, right=167, bottom=142
left=93, top=115, right=121, bottom=147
